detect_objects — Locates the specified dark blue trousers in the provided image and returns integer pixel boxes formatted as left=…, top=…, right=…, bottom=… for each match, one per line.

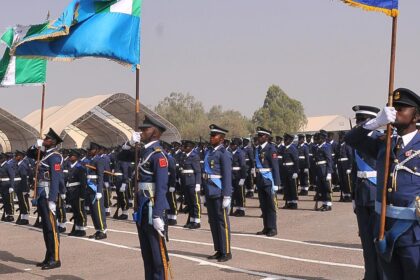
left=206, top=196, right=231, bottom=254
left=257, top=185, right=277, bottom=231
left=37, top=196, right=60, bottom=262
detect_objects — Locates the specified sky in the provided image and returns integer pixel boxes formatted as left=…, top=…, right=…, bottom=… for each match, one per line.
left=0, top=0, right=419, bottom=119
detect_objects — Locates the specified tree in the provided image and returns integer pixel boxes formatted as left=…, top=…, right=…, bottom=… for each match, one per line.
left=208, top=106, right=252, bottom=137
left=252, top=85, right=307, bottom=135
left=155, top=92, right=208, bottom=139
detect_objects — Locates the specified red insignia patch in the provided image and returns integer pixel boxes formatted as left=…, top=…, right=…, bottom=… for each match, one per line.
left=272, top=153, right=277, bottom=159
left=159, top=158, right=168, bottom=168
left=54, top=164, right=61, bottom=171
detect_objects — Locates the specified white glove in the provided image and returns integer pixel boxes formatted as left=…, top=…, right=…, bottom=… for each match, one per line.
left=251, top=168, right=256, bottom=177
left=238, top=179, right=245, bottom=186
left=363, top=106, right=396, bottom=130
left=346, top=169, right=351, bottom=175
left=48, top=201, right=56, bottom=213
left=60, top=194, right=66, bottom=200
left=153, top=217, right=165, bottom=237
left=304, top=168, right=309, bottom=174
left=129, top=131, right=141, bottom=145
left=326, top=173, right=332, bottom=181
left=36, top=139, right=43, bottom=148
left=95, top=193, right=102, bottom=200
left=292, top=173, right=298, bottom=179
left=272, top=185, right=279, bottom=192
left=122, top=142, right=131, bottom=150
left=222, top=196, right=231, bottom=209
left=169, top=187, right=175, bottom=193
left=8, top=187, right=13, bottom=193
left=352, top=200, right=356, bottom=212
left=104, top=182, right=110, bottom=188
left=120, top=183, right=127, bottom=192
left=195, top=184, right=201, bottom=192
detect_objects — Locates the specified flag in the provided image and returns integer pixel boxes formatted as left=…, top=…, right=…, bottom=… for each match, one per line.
left=342, top=0, right=398, bottom=17
left=11, top=0, right=142, bottom=67
left=0, top=28, right=46, bottom=86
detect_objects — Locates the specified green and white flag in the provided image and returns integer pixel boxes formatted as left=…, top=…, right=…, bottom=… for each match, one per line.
left=0, top=27, right=46, bottom=87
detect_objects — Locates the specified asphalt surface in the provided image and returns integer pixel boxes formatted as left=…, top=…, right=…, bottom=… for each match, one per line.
left=0, top=191, right=365, bottom=280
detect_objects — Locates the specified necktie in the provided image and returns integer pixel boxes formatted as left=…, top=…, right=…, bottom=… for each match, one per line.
left=393, top=137, right=403, bottom=155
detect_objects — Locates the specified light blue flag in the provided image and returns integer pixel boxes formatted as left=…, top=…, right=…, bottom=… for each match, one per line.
left=11, top=0, right=142, bottom=67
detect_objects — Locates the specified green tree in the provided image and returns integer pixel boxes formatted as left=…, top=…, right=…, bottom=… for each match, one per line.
left=208, top=105, right=253, bottom=137
left=155, top=92, right=208, bottom=139
left=252, top=85, right=307, bottom=135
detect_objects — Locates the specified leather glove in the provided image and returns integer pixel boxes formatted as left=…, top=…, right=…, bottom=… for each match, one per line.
left=304, top=168, right=309, bottom=174
left=346, top=169, right=351, bottom=175
left=195, top=184, right=201, bottom=192
left=120, top=183, right=127, bottom=192
left=326, top=173, right=332, bottom=181
left=153, top=217, right=165, bottom=237
left=60, top=194, right=66, bottom=200
left=95, top=193, right=102, bottom=200
left=238, top=179, right=245, bottom=186
left=222, top=196, right=231, bottom=209
left=48, top=201, right=56, bottom=213
left=169, top=187, right=175, bottom=193
left=363, top=106, right=396, bottom=130
left=292, top=173, right=298, bottom=179
left=129, top=131, right=141, bottom=146
left=8, top=187, right=14, bottom=194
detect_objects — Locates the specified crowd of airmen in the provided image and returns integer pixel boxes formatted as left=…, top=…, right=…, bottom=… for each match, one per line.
left=0, top=88, right=419, bottom=279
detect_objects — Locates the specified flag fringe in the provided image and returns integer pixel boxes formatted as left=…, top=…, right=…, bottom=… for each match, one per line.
left=342, top=0, right=398, bottom=17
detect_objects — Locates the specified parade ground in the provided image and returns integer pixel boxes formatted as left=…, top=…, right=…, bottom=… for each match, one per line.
left=1, top=192, right=364, bottom=280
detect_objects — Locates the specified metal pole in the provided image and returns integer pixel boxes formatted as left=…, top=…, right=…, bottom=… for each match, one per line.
left=134, top=67, right=140, bottom=208
left=379, top=15, right=398, bottom=241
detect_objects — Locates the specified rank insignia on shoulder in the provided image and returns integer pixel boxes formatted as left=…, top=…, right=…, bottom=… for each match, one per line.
left=159, top=158, right=168, bottom=168
left=405, top=150, right=412, bottom=157
left=54, top=163, right=61, bottom=171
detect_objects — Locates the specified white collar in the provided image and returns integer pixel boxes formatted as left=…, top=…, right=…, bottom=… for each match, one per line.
left=286, top=143, right=292, bottom=149
left=232, top=149, right=237, bottom=154
left=70, top=161, right=78, bottom=168
left=318, top=142, right=326, bottom=148
left=46, top=147, right=56, bottom=153
left=259, top=142, right=268, bottom=149
left=144, top=140, right=159, bottom=149
left=213, top=144, right=223, bottom=151
left=0, top=161, right=6, bottom=167
left=186, top=151, right=193, bottom=157
left=400, top=130, right=418, bottom=148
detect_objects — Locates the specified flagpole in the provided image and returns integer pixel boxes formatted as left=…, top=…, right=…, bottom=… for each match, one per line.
left=378, top=15, right=398, bottom=241
left=32, top=83, right=46, bottom=202
left=134, top=67, right=140, bottom=208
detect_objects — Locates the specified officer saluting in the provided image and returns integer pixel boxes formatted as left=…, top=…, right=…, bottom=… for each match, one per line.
left=255, top=127, right=281, bottom=236
left=346, top=88, right=420, bottom=279
left=204, top=124, right=233, bottom=262
left=30, top=128, right=63, bottom=270
left=132, top=116, right=171, bottom=280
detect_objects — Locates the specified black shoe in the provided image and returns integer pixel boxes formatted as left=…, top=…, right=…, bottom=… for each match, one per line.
left=118, top=214, right=128, bottom=220
left=288, top=203, right=298, bottom=210
left=105, top=212, right=110, bottom=217
left=5, top=216, right=14, bottom=222
left=257, top=229, right=268, bottom=235
left=58, top=227, right=66, bottom=233
left=36, top=260, right=48, bottom=267
left=309, top=186, right=314, bottom=191
left=95, top=232, right=107, bottom=240
left=235, top=210, right=245, bottom=217
left=42, top=260, right=61, bottom=270
left=319, top=205, right=332, bottom=212
left=33, top=220, right=42, bottom=228
left=266, top=229, right=277, bottom=237
left=167, top=219, right=177, bottom=226
left=128, top=202, right=133, bottom=208
left=74, top=230, right=86, bottom=237
left=217, top=253, right=232, bottom=262
left=278, top=189, right=284, bottom=194
left=183, top=223, right=192, bottom=229
left=299, top=190, right=308, bottom=196
left=189, top=223, right=201, bottom=229
left=16, top=219, right=29, bottom=225
left=245, top=191, right=254, bottom=198
left=207, top=252, right=222, bottom=260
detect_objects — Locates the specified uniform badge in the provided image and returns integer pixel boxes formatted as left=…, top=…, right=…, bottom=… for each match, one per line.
left=159, top=158, right=168, bottom=168
left=54, top=163, right=61, bottom=171
left=394, top=91, right=400, bottom=100
left=260, top=152, right=265, bottom=162
left=210, top=160, right=215, bottom=169
left=405, top=150, right=412, bottom=157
